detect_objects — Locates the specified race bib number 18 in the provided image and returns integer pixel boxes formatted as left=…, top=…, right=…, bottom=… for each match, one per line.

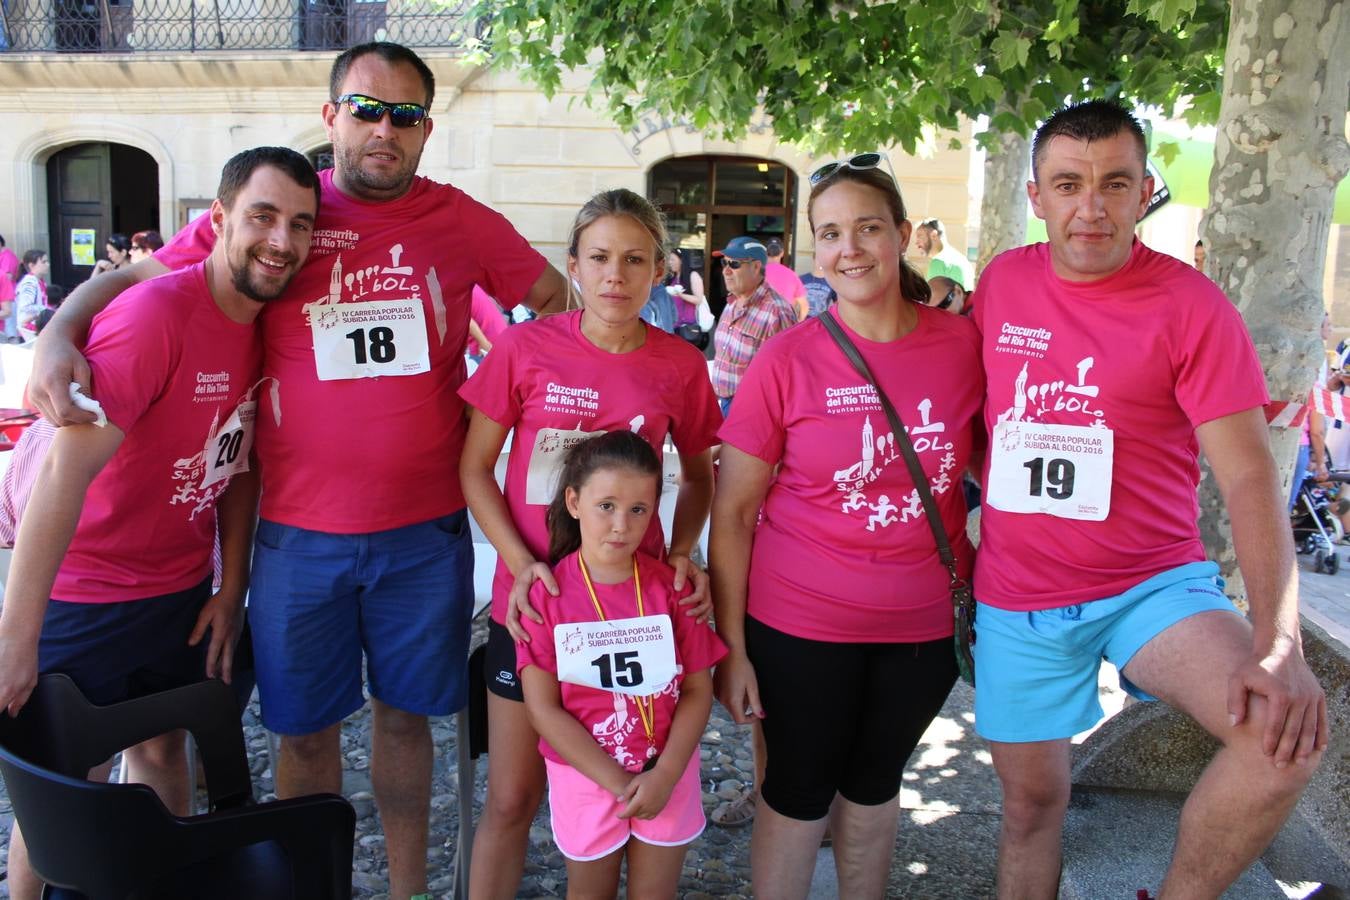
left=310, top=298, right=431, bottom=381
left=554, top=614, right=677, bottom=696
left=986, top=420, right=1113, bottom=521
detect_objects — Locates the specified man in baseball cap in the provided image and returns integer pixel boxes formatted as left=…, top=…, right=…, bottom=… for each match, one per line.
left=709, top=236, right=798, bottom=415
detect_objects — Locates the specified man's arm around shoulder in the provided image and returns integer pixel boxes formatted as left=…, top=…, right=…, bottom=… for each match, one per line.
left=519, top=265, right=569, bottom=317
left=1197, top=408, right=1329, bottom=767
left=31, top=258, right=169, bottom=425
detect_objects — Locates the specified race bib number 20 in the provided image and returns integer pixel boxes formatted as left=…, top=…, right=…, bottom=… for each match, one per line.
left=987, top=421, right=1113, bottom=521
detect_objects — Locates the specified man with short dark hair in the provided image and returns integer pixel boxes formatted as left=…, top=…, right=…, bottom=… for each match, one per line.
left=0, top=146, right=319, bottom=900
left=709, top=236, right=798, bottom=416
left=29, top=42, right=568, bottom=900
left=973, top=99, right=1325, bottom=899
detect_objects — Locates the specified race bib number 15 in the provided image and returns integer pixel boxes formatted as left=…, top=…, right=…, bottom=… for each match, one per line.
left=554, top=614, right=677, bottom=696
left=986, top=420, right=1113, bottom=521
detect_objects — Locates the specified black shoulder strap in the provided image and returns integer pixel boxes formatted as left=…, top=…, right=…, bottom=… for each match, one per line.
left=818, top=311, right=966, bottom=591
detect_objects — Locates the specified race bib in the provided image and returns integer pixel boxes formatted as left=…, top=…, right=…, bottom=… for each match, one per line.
left=309, top=298, right=430, bottom=381
left=987, top=420, right=1113, bottom=521
left=553, top=614, right=677, bottom=696
left=200, top=400, right=256, bottom=491
left=525, top=424, right=603, bottom=504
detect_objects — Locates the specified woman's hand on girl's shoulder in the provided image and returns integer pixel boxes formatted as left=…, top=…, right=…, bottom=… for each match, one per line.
left=507, top=561, right=557, bottom=642
left=668, top=553, right=712, bottom=622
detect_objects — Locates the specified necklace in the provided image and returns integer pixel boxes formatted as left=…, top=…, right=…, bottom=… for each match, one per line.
left=577, top=553, right=659, bottom=770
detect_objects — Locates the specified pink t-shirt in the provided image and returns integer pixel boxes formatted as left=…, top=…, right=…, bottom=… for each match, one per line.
left=973, top=240, right=1269, bottom=611
left=765, top=261, right=806, bottom=316
left=466, top=286, right=508, bottom=356
left=718, top=306, right=983, bottom=643
left=458, top=309, right=722, bottom=622
left=517, top=551, right=727, bottom=772
left=54, top=264, right=262, bottom=603
left=156, top=170, right=547, bottom=533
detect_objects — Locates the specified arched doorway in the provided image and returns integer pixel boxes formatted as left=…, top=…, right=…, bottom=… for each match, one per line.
left=45, top=143, right=158, bottom=290
left=649, top=155, right=797, bottom=318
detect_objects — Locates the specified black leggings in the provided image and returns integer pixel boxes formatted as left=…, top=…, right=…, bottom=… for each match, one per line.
left=745, top=615, right=957, bottom=820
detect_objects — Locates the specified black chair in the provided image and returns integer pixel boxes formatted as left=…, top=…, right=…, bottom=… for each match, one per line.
left=0, top=674, right=355, bottom=900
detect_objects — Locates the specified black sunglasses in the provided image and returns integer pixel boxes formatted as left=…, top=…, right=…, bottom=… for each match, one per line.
left=935, top=286, right=958, bottom=310
left=334, top=93, right=428, bottom=128
left=809, top=152, right=885, bottom=185
left=722, top=258, right=751, bottom=269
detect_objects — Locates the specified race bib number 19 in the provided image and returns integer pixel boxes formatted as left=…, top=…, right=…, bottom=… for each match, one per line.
left=310, top=298, right=431, bottom=381
left=986, top=420, right=1113, bottom=521
left=554, top=614, right=677, bottom=696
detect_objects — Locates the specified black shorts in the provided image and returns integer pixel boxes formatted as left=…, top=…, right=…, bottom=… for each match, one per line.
left=484, top=618, right=524, bottom=702
left=38, top=577, right=214, bottom=705
left=745, top=615, right=957, bottom=821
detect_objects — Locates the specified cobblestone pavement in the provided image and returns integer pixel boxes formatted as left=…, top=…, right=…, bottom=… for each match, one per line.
left=0, top=676, right=1003, bottom=899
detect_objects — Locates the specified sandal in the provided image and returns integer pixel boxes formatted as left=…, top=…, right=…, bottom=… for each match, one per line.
left=710, top=787, right=756, bottom=827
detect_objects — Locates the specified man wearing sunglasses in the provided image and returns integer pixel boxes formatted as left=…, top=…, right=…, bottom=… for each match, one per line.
left=709, top=236, right=799, bottom=416
left=28, top=41, right=567, bottom=900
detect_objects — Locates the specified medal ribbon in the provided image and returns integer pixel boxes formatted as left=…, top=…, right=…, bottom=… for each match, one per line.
left=577, top=554, right=656, bottom=753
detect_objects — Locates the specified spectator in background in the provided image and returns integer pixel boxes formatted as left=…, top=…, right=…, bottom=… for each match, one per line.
left=665, top=249, right=712, bottom=349
left=128, top=230, right=165, bottom=265
left=1194, top=239, right=1206, bottom=271
left=0, top=236, right=20, bottom=342
left=926, top=275, right=967, bottom=315
left=764, top=237, right=808, bottom=321
left=710, top=236, right=798, bottom=416
left=466, top=284, right=508, bottom=363
left=91, top=233, right=132, bottom=276
left=914, top=218, right=975, bottom=289
left=798, top=262, right=834, bottom=318
left=14, top=250, right=49, bottom=339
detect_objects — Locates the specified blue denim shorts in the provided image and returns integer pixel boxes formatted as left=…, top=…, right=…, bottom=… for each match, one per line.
left=39, top=576, right=212, bottom=705
left=973, top=561, right=1240, bottom=743
left=249, top=512, right=475, bottom=734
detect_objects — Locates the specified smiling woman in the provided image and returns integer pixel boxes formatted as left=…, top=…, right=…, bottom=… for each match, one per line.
left=710, top=157, right=983, bottom=899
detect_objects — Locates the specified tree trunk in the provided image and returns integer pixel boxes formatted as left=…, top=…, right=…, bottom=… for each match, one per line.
left=1197, top=0, right=1350, bottom=607
left=977, top=104, right=1031, bottom=276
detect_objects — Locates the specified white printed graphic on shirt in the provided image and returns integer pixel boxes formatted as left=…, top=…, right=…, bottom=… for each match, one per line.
left=586, top=664, right=684, bottom=769
left=523, top=406, right=650, bottom=505
left=828, top=398, right=957, bottom=531
left=303, top=243, right=453, bottom=381
left=988, top=342, right=1115, bottom=520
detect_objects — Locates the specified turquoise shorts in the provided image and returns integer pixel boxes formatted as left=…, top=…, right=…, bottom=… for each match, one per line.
left=973, top=561, right=1240, bottom=743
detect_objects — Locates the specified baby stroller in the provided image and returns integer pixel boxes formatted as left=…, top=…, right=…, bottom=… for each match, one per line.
left=1291, top=468, right=1349, bottom=574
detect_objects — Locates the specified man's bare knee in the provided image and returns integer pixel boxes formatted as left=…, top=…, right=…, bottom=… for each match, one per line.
left=372, top=700, right=429, bottom=742
left=280, top=725, right=339, bottom=761
left=126, top=731, right=187, bottom=770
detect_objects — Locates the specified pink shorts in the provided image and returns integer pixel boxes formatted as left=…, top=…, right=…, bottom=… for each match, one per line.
left=545, top=753, right=706, bottom=861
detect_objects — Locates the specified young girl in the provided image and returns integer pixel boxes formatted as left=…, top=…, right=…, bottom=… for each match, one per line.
left=458, top=188, right=721, bottom=898
left=517, top=431, right=725, bottom=897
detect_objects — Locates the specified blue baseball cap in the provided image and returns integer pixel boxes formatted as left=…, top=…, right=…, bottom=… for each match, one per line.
left=713, top=236, right=768, bottom=264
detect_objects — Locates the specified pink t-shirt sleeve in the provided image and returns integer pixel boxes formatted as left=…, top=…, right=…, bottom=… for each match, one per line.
left=154, top=214, right=215, bottom=271
left=717, top=352, right=787, bottom=465
left=670, top=357, right=724, bottom=455
left=465, top=203, right=548, bottom=311
left=1172, top=289, right=1269, bottom=426
left=85, top=293, right=178, bottom=433
left=516, top=578, right=560, bottom=676
left=671, top=586, right=728, bottom=676
left=458, top=326, right=525, bottom=427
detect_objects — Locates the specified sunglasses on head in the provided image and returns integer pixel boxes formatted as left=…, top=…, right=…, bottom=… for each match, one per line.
left=809, top=152, right=885, bottom=185
left=334, top=93, right=428, bottom=128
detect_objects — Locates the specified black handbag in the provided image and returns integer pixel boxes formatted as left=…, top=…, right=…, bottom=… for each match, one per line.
left=675, top=322, right=709, bottom=350
left=819, top=311, right=976, bottom=685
